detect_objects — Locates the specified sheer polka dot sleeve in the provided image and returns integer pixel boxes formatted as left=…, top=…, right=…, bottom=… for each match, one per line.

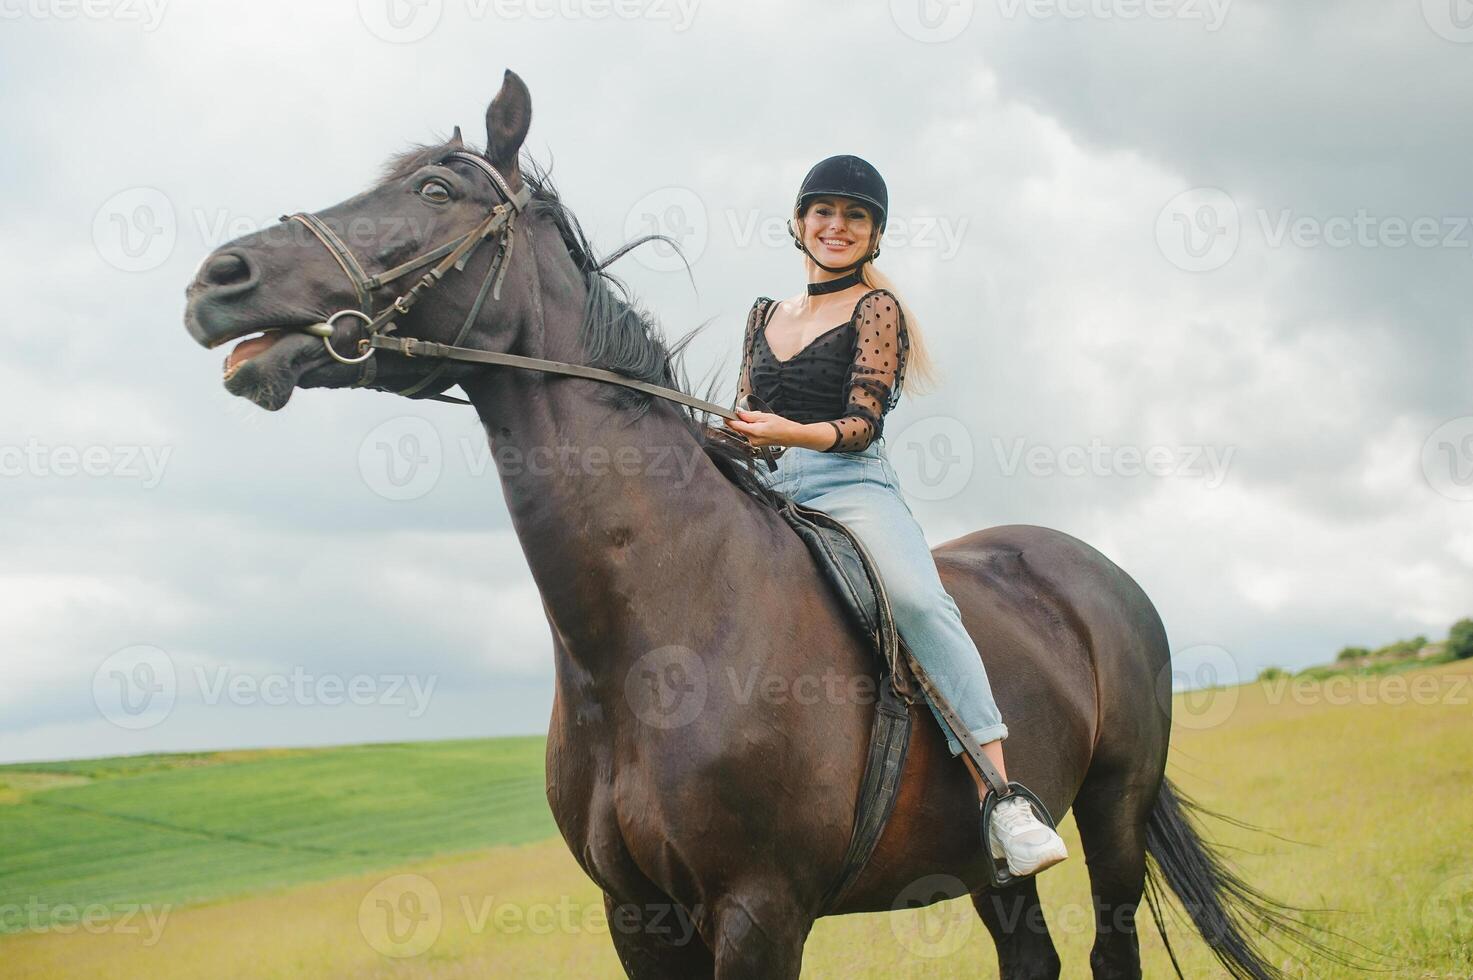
left=822, top=290, right=909, bottom=453
left=734, top=298, right=766, bottom=410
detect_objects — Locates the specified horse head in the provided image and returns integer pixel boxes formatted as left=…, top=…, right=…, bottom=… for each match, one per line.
left=183, top=70, right=535, bottom=411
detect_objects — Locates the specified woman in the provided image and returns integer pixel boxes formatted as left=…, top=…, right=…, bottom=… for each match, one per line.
left=725, top=154, right=1068, bottom=878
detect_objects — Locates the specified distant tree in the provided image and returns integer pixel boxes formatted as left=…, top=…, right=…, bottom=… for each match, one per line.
left=1258, top=666, right=1288, bottom=681
left=1336, top=646, right=1370, bottom=662
left=1449, top=619, right=1473, bottom=660
left=1374, top=635, right=1429, bottom=659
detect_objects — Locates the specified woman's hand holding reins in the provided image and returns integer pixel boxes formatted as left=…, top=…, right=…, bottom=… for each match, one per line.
left=724, top=410, right=838, bottom=451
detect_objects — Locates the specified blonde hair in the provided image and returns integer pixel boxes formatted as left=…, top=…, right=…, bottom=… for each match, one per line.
left=795, top=203, right=941, bottom=398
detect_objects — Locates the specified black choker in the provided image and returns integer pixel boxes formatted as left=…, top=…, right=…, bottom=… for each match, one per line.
left=807, top=269, right=864, bottom=296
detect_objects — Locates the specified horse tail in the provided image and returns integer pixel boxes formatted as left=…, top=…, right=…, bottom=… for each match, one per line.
left=1141, top=778, right=1347, bottom=980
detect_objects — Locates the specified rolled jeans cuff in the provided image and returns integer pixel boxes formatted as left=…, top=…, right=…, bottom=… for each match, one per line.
left=944, top=722, right=1009, bottom=757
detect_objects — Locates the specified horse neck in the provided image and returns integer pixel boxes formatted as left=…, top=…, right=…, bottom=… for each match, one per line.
left=458, top=232, right=760, bottom=688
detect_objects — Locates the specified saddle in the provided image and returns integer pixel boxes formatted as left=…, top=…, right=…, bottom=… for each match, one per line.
left=776, top=498, right=917, bottom=913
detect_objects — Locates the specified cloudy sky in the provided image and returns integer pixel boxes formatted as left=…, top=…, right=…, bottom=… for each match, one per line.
left=1, top=0, right=1469, bottom=763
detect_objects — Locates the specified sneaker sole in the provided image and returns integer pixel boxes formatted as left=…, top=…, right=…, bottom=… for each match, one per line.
left=1001, top=842, right=1069, bottom=878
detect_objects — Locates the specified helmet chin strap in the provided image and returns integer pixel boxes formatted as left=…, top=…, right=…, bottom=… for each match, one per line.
left=787, top=218, right=881, bottom=274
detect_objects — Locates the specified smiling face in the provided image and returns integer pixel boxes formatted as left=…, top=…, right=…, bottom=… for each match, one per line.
left=797, top=195, right=878, bottom=270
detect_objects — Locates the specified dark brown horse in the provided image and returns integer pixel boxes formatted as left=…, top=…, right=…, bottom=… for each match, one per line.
left=183, top=70, right=1316, bottom=979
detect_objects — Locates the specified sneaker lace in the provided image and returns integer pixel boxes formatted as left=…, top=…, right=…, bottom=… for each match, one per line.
left=992, top=797, right=1038, bottom=834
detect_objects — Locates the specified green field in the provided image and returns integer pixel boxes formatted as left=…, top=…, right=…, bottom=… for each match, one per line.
left=0, top=738, right=553, bottom=921
left=2, top=661, right=1471, bottom=978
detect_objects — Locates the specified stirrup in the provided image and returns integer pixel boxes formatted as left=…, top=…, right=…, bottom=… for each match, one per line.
left=979, top=782, right=1058, bottom=890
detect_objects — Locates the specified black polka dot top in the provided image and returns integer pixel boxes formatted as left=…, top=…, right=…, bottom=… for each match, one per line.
left=735, top=288, right=910, bottom=453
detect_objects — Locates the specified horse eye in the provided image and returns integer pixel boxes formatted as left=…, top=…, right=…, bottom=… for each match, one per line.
left=419, top=180, right=451, bottom=203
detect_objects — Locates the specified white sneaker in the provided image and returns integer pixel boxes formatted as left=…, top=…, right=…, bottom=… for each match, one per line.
left=987, top=796, right=1069, bottom=878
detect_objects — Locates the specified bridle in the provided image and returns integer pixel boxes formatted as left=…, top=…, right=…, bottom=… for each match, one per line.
left=281, top=150, right=534, bottom=404
left=281, top=150, right=775, bottom=474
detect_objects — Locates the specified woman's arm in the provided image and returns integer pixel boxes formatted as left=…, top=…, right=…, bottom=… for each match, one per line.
left=726, top=410, right=845, bottom=450
left=820, top=290, right=908, bottom=452
left=734, top=300, right=761, bottom=411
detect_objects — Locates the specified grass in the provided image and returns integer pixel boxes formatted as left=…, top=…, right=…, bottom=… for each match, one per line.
left=0, top=738, right=554, bottom=921
left=1, top=662, right=1470, bottom=977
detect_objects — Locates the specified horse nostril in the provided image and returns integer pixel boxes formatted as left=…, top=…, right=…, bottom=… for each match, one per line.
left=201, top=252, right=253, bottom=287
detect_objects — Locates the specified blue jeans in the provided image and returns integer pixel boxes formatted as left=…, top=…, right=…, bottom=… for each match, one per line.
left=757, top=438, right=1009, bottom=754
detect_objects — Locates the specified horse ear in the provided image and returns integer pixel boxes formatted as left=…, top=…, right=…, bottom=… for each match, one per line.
left=485, top=69, right=531, bottom=180
left=450, top=125, right=464, bottom=147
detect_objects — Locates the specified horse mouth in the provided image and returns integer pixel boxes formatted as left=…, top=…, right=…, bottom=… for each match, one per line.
left=217, top=327, right=327, bottom=411
left=185, top=297, right=346, bottom=410
left=223, top=329, right=294, bottom=381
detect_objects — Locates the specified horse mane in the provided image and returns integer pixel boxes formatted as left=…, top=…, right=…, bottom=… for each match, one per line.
left=380, top=139, right=789, bottom=513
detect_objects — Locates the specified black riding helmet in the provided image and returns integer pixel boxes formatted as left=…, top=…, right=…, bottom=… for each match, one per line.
left=786, top=154, right=888, bottom=274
